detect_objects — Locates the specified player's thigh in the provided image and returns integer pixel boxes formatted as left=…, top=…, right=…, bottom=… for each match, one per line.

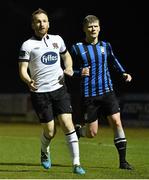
left=58, top=113, right=74, bottom=133
left=30, top=92, right=54, bottom=123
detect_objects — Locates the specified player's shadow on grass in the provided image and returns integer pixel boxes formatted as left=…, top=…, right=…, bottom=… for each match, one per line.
left=0, top=162, right=72, bottom=172
left=0, top=162, right=71, bottom=167
left=0, top=162, right=39, bottom=166
left=0, top=162, right=40, bottom=172
left=0, top=162, right=112, bottom=171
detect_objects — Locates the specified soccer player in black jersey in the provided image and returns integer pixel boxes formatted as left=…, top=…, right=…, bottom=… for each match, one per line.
left=71, top=15, right=133, bottom=170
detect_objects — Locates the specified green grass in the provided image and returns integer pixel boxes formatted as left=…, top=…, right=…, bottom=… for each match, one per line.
left=0, top=122, right=149, bottom=179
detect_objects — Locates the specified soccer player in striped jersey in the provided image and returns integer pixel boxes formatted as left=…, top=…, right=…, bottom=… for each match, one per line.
left=18, top=8, right=85, bottom=175
left=71, top=15, right=133, bottom=170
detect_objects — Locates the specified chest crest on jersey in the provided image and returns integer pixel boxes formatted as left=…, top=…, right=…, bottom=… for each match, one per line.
left=100, top=46, right=105, bottom=54
left=52, top=43, right=59, bottom=49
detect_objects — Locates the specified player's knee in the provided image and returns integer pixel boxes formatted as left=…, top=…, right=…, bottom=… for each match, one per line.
left=86, top=129, right=98, bottom=138
left=111, top=117, right=122, bottom=127
left=49, top=132, right=55, bottom=139
left=45, top=130, right=55, bottom=139
left=115, top=120, right=122, bottom=128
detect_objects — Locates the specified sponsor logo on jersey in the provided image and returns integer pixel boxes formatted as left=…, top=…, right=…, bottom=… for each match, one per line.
left=100, top=46, right=105, bottom=54
left=41, top=52, right=58, bottom=65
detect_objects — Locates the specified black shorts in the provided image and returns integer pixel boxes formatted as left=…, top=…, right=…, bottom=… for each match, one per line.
left=82, top=92, right=120, bottom=123
left=30, top=87, right=72, bottom=123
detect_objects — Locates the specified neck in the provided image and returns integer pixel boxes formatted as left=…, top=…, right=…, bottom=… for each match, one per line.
left=35, top=32, right=47, bottom=39
left=34, top=33, right=48, bottom=40
left=85, top=37, right=98, bottom=45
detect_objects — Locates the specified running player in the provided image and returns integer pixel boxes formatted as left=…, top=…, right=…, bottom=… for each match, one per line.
left=71, top=15, right=133, bottom=170
left=18, top=8, right=85, bottom=175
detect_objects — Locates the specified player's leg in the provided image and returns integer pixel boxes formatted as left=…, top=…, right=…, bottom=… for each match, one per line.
left=75, top=97, right=99, bottom=138
left=30, top=92, right=55, bottom=169
left=53, top=87, right=85, bottom=174
left=107, top=113, right=133, bottom=170
left=75, top=120, right=98, bottom=138
left=104, top=92, right=133, bottom=170
left=40, top=121, right=56, bottom=169
left=58, top=113, right=85, bottom=175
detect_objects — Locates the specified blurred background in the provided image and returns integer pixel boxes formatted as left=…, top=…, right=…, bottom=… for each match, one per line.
left=0, top=0, right=148, bottom=126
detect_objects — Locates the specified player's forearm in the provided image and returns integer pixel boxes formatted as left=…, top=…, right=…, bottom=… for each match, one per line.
left=63, top=62, right=74, bottom=76
left=62, top=51, right=74, bottom=76
left=19, top=71, right=32, bottom=86
left=63, top=52, right=73, bottom=69
left=19, top=63, right=31, bottom=86
left=113, top=58, right=126, bottom=73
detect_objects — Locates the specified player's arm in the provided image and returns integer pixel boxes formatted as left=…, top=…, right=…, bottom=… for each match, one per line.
left=61, top=50, right=74, bottom=76
left=107, top=42, right=132, bottom=82
left=70, top=45, right=83, bottom=77
left=18, top=61, right=37, bottom=91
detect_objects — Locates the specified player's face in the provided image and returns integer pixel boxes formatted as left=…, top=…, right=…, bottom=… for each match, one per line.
left=83, top=20, right=100, bottom=41
left=32, top=13, right=49, bottom=38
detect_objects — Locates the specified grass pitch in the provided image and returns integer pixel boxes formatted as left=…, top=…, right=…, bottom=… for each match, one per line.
left=0, top=122, right=149, bottom=179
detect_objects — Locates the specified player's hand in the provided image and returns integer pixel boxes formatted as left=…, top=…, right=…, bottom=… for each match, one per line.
left=28, top=79, right=38, bottom=91
left=58, top=75, right=65, bottom=85
left=64, top=68, right=74, bottom=76
left=81, top=66, right=90, bottom=76
left=123, top=73, right=132, bottom=82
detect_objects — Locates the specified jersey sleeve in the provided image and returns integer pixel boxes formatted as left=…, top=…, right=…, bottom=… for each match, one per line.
left=57, top=35, right=67, bottom=54
left=70, top=44, right=82, bottom=77
left=107, top=42, right=126, bottom=74
left=18, top=41, right=30, bottom=62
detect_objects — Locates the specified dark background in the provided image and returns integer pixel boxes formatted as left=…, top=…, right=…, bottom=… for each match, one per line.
left=1, top=1, right=148, bottom=94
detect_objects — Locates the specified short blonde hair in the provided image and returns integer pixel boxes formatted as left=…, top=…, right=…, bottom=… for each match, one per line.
left=31, top=8, right=48, bottom=22
left=83, top=15, right=100, bottom=27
